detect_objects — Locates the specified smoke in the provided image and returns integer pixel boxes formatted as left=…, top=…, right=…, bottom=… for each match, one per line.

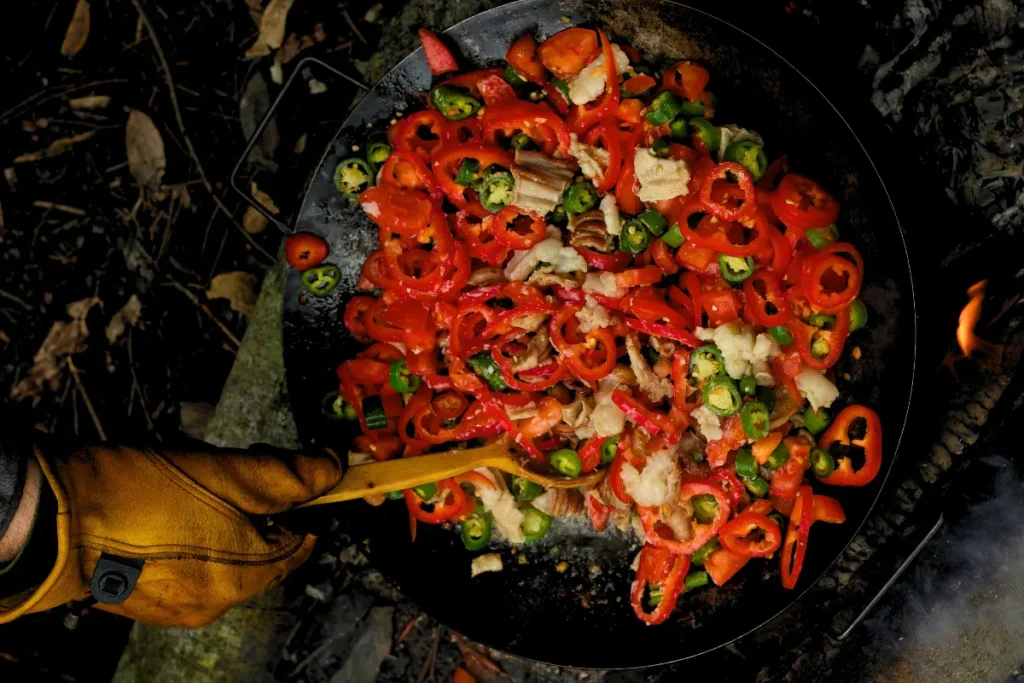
left=862, top=454, right=1024, bottom=682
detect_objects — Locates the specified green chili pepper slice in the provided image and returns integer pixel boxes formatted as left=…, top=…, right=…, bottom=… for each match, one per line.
left=504, top=63, right=528, bottom=86
left=322, top=392, right=356, bottom=420
left=650, top=137, right=671, bottom=158
left=756, top=386, right=777, bottom=413
left=744, top=476, right=770, bottom=497
left=429, top=85, right=481, bottom=121
left=480, top=172, right=516, bottom=213
left=461, top=510, right=494, bottom=551
left=549, top=449, right=582, bottom=477
left=691, top=537, right=719, bottom=565
left=722, top=140, right=768, bottom=182
left=685, top=571, right=710, bottom=590
left=467, top=351, right=508, bottom=391
left=386, top=490, right=404, bottom=500
left=702, top=376, right=742, bottom=417
left=549, top=203, right=568, bottom=226
left=563, top=182, right=598, bottom=215
left=361, top=395, right=387, bottom=430
left=620, top=220, right=651, bottom=254
left=806, top=313, right=837, bottom=329
left=601, top=435, right=619, bottom=464
left=521, top=505, right=553, bottom=542
left=768, top=325, right=794, bottom=345
left=301, top=264, right=342, bottom=296
left=454, top=158, right=481, bottom=185
left=802, top=406, right=831, bottom=435
left=688, top=117, right=720, bottom=152
left=511, top=476, right=543, bottom=501
left=739, top=376, right=758, bottom=397
left=810, top=447, right=836, bottom=478
left=691, top=345, right=725, bottom=382
left=718, top=254, right=755, bottom=285
left=643, top=344, right=660, bottom=366
left=765, top=443, right=789, bottom=471
left=412, top=482, right=437, bottom=499
left=811, top=335, right=831, bottom=360
left=679, top=98, right=708, bottom=117
left=647, top=583, right=664, bottom=607
left=734, top=447, right=758, bottom=479
left=850, top=299, right=868, bottom=331
left=334, top=158, right=374, bottom=198
left=366, top=140, right=392, bottom=166
left=661, top=223, right=685, bottom=248
left=645, top=91, right=684, bottom=125
left=740, top=400, right=771, bottom=440
left=669, top=117, right=689, bottom=139
left=510, top=132, right=535, bottom=150
left=806, top=223, right=840, bottom=249
left=551, top=77, right=570, bottom=99
left=389, top=359, right=421, bottom=394
left=692, top=494, right=719, bottom=524
left=638, top=209, right=668, bottom=236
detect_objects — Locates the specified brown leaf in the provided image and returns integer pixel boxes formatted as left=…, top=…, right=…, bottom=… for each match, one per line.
left=69, top=95, right=110, bottom=110
left=244, top=0, right=293, bottom=58
left=242, top=207, right=269, bottom=234
left=13, top=130, right=95, bottom=163
left=105, top=294, right=142, bottom=344
left=11, top=297, right=101, bottom=400
left=207, top=272, right=258, bottom=317
left=61, top=0, right=91, bottom=58
left=125, top=109, right=166, bottom=193
left=251, top=182, right=279, bottom=214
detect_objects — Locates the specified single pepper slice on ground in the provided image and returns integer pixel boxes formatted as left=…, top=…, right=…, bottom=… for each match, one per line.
left=818, top=404, right=883, bottom=486
left=301, top=264, right=342, bottom=296
left=334, top=157, right=374, bottom=197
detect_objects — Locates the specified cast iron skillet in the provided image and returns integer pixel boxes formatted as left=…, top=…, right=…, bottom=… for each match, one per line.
left=281, top=0, right=916, bottom=669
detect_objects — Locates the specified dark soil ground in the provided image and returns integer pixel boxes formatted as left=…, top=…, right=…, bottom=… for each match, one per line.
left=0, top=1, right=384, bottom=680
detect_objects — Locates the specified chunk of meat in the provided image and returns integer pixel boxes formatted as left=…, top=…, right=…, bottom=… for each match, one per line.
left=624, top=334, right=673, bottom=403
left=569, top=209, right=613, bottom=252
left=511, top=150, right=577, bottom=215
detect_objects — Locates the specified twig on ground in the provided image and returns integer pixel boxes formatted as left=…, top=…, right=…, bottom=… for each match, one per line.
left=0, top=289, right=31, bottom=311
left=416, top=627, right=443, bottom=683
left=129, top=0, right=276, bottom=264
left=127, top=330, right=158, bottom=437
left=167, top=281, right=241, bottom=348
left=342, top=10, right=368, bottom=44
left=68, top=357, right=108, bottom=441
left=397, top=614, right=423, bottom=645
left=32, top=200, right=86, bottom=216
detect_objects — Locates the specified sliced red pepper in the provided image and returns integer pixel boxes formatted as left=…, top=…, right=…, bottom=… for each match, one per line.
left=661, top=61, right=710, bottom=101
left=770, top=349, right=802, bottom=404
left=623, top=73, right=657, bottom=96
left=439, top=68, right=504, bottom=99
left=542, top=81, right=571, bottom=115
left=609, top=447, right=633, bottom=505
left=476, top=73, right=518, bottom=105
left=681, top=272, right=704, bottom=328
left=719, top=511, right=782, bottom=558
left=624, top=318, right=699, bottom=347
left=578, top=436, right=608, bottom=473
left=431, top=143, right=514, bottom=209
left=418, top=28, right=459, bottom=76
left=482, top=100, right=572, bottom=157
left=630, top=544, right=690, bottom=625
left=586, top=492, right=613, bottom=532
left=583, top=122, right=622, bottom=194
left=574, top=246, right=633, bottom=272
left=780, top=485, right=812, bottom=589
left=343, top=296, right=375, bottom=343
left=704, top=546, right=750, bottom=586
left=789, top=306, right=851, bottom=371
left=616, top=264, right=663, bottom=289
left=765, top=222, right=793, bottom=274
left=611, top=390, right=678, bottom=443
left=811, top=494, right=847, bottom=523
left=818, top=404, right=882, bottom=487
left=709, top=468, right=747, bottom=510
left=743, top=271, right=792, bottom=327
left=506, top=33, right=549, bottom=84
left=567, top=29, right=619, bottom=136
left=379, top=150, right=444, bottom=202
left=768, top=437, right=810, bottom=499
left=770, top=173, right=840, bottom=232
left=640, top=480, right=731, bottom=554
left=404, top=477, right=467, bottom=523
left=453, top=203, right=510, bottom=266
left=615, top=128, right=645, bottom=214
left=486, top=206, right=548, bottom=250
left=699, top=163, right=758, bottom=222
left=536, top=27, right=599, bottom=80
left=803, top=243, right=864, bottom=313
left=650, top=239, right=680, bottom=275
left=563, top=327, right=618, bottom=383
left=702, top=286, right=743, bottom=327
left=359, top=183, right=433, bottom=239
left=394, top=110, right=449, bottom=162
left=445, top=118, right=483, bottom=146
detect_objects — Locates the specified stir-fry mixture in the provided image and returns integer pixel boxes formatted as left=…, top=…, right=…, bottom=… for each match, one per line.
left=293, top=25, right=884, bottom=626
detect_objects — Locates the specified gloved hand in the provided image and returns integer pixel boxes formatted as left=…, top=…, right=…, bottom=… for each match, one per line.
left=0, top=443, right=341, bottom=627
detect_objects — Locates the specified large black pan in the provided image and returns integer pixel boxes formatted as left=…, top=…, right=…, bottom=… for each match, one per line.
left=279, top=0, right=916, bottom=669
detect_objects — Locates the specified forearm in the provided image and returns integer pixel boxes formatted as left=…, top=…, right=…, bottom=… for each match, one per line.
left=0, top=457, right=40, bottom=563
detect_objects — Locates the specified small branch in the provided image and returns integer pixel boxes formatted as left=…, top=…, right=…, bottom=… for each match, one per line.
left=129, top=0, right=275, bottom=265
left=68, top=358, right=108, bottom=441
left=167, top=281, right=241, bottom=348
left=416, top=627, right=442, bottom=683
left=0, top=289, right=31, bottom=311
left=32, top=200, right=86, bottom=216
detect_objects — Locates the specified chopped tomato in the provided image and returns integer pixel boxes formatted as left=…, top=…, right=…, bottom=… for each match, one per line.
left=537, top=27, right=599, bottom=80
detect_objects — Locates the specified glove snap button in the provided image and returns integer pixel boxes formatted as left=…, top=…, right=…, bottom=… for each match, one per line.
left=90, top=554, right=145, bottom=605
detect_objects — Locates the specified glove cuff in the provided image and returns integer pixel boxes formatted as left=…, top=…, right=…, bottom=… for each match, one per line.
left=0, top=442, right=28, bottom=542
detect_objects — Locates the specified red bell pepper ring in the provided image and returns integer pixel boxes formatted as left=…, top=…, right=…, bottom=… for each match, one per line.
left=476, top=73, right=518, bottom=105
left=359, top=183, right=433, bottom=239
left=789, top=306, right=851, bottom=371
left=611, top=390, right=678, bottom=443
left=719, top=511, right=783, bottom=558
left=641, top=480, right=731, bottom=555
left=630, top=544, right=690, bottom=625
left=394, top=110, right=449, bottom=162
left=818, top=404, right=882, bottom=487
left=578, top=436, right=608, bottom=473
left=445, top=118, right=483, bottom=146
left=743, top=271, right=792, bottom=327
left=404, top=477, right=467, bottom=523
left=417, top=28, right=459, bottom=76
left=704, top=546, right=750, bottom=586
left=482, top=101, right=572, bottom=157
left=343, top=296, right=375, bottom=342
left=770, top=173, right=840, bottom=232
left=699, top=162, right=758, bottom=222
left=661, top=60, right=710, bottom=101
left=583, top=122, right=622, bottom=194
left=764, top=222, right=793, bottom=274
left=567, top=29, right=620, bottom=136
left=622, top=73, right=657, bottom=96
left=453, top=204, right=510, bottom=266
left=493, top=348, right=567, bottom=392
left=505, top=33, right=549, bottom=85
left=780, top=485, right=813, bottom=588
left=379, top=150, right=445, bottom=202
left=431, top=143, right=514, bottom=209
left=486, top=206, right=548, bottom=250
left=563, top=327, right=618, bottom=383
left=803, top=242, right=864, bottom=313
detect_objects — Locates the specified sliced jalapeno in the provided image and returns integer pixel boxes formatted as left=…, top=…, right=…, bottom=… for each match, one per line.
left=650, top=137, right=671, bottom=158
left=504, top=63, right=528, bottom=86
left=510, top=132, right=535, bottom=150
left=810, top=447, right=836, bottom=478
left=691, top=537, right=719, bottom=565
left=744, top=476, right=769, bottom=497
left=691, top=345, right=725, bottom=382
left=461, top=509, right=494, bottom=551
left=765, top=443, right=789, bottom=471
left=645, top=91, right=683, bottom=125
left=301, top=264, right=342, bottom=296
left=689, top=117, right=720, bottom=152
left=638, top=209, right=668, bottom=236
left=480, top=171, right=516, bottom=213
left=702, top=376, right=742, bottom=417
left=661, top=223, right=685, bottom=248
left=467, top=351, right=508, bottom=390
left=549, top=203, right=568, bottom=226
left=679, top=98, right=709, bottom=117
left=692, top=494, right=719, bottom=524
left=386, top=490, right=405, bottom=500
left=511, top=476, right=543, bottom=501
left=735, top=447, right=757, bottom=479
left=769, top=325, right=794, bottom=345
left=806, top=313, right=837, bottom=329
left=740, top=400, right=771, bottom=440
left=454, top=158, right=481, bottom=185
left=367, top=140, right=392, bottom=166
left=620, top=219, right=651, bottom=254
left=669, top=117, right=688, bottom=139
left=429, top=85, right=481, bottom=121
left=850, top=299, right=868, bottom=331
left=389, top=359, right=421, bottom=394
left=322, top=392, right=356, bottom=420
left=563, top=181, right=598, bottom=215
left=413, top=482, right=437, bottom=499
left=549, top=449, right=581, bottom=477
left=718, top=254, right=755, bottom=285
left=803, top=406, right=831, bottom=435
left=334, top=158, right=374, bottom=197
left=722, top=140, right=768, bottom=182
left=739, top=375, right=758, bottom=397
left=551, top=77, right=570, bottom=99
left=521, top=505, right=553, bottom=542
left=361, top=395, right=387, bottom=430
left=601, top=435, right=619, bottom=464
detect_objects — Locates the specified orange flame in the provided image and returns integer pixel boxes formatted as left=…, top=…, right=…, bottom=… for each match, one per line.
left=942, top=280, right=1002, bottom=376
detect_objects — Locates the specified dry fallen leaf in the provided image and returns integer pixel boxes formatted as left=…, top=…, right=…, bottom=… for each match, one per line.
left=125, top=109, right=166, bottom=194
left=61, top=0, right=91, bottom=58
left=11, top=297, right=101, bottom=400
left=105, top=294, right=142, bottom=344
left=13, top=130, right=95, bottom=163
left=207, top=272, right=258, bottom=316
left=245, top=0, right=294, bottom=58
left=69, top=95, right=111, bottom=110
left=251, top=182, right=280, bottom=214
left=242, top=207, right=269, bottom=234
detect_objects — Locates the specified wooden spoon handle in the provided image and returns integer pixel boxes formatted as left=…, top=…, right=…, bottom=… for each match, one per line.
left=300, top=442, right=510, bottom=507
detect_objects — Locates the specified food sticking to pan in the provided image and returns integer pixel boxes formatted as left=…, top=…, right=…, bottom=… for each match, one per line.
left=285, top=23, right=883, bottom=627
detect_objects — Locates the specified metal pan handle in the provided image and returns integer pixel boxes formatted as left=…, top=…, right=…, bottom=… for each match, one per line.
left=229, top=56, right=369, bottom=235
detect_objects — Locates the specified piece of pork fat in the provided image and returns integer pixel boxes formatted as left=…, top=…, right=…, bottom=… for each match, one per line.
left=624, top=333, right=673, bottom=403
left=510, top=150, right=576, bottom=215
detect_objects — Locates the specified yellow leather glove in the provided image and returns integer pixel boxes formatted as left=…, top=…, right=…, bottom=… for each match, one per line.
left=0, top=443, right=341, bottom=627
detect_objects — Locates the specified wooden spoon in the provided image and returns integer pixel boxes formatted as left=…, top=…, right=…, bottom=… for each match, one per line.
left=301, top=436, right=604, bottom=507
